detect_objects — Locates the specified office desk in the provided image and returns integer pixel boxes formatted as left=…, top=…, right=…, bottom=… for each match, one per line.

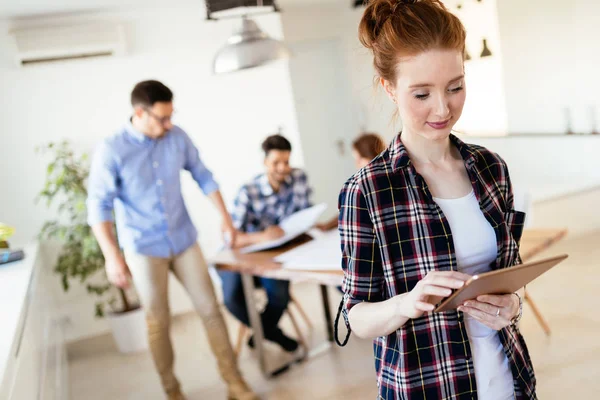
left=211, top=234, right=341, bottom=378
left=211, top=228, right=567, bottom=377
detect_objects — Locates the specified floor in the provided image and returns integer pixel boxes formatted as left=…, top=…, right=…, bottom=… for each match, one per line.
left=68, top=285, right=378, bottom=400
left=68, top=196, right=600, bottom=399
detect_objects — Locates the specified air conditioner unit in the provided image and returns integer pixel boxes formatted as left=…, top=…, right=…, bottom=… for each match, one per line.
left=10, top=22, right=127, bottom=66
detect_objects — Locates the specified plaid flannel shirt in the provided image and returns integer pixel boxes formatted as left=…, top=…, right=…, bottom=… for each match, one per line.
left=231, top=169, right=313, bottom=233
left=338, top=134, right=535, bottom=400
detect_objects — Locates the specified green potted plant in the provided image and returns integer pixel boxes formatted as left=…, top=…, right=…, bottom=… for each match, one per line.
left=0, top=224, right=14, bottom=249
left=37, top=141, right=148, bottom=353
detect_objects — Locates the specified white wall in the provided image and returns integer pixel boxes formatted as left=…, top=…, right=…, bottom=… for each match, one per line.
left=497, top=0, right=600, bottom=134
left=0, top=6, right=302, bottom=340
left=462, top=0, right=600, bottom=202
left=450, top=0, right=508, bottom=136
left=572, top=0, right=600, bottom=134
left=286, top=38, right=358, bottom=216
left=461, top=135, right=600, bottom=202
left=281, top=5, right=399, bottom=144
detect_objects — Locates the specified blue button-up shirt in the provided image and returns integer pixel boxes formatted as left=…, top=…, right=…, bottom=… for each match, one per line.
left=87, top=122, right=219, bottom=257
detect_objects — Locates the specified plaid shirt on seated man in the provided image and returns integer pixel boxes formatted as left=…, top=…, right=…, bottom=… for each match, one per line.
left=230, top=168, right=312, bottom=233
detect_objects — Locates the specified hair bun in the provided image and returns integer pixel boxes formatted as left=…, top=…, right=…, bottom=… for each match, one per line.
left=359, top=0, right=424, bottom=49
left=358, top=0, right=394, bottom=49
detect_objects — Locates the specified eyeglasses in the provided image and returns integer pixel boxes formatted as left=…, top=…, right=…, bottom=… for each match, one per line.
left=144, top=108, right=174, bottom=126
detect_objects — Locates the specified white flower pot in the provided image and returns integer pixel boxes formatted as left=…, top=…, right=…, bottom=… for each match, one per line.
left=107, top=307, right=148, bottom=354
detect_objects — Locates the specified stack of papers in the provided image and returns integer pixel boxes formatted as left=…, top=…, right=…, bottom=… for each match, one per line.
left=274, top=229, right=342, bottom=271
left=239, top=203, right=328, bottom=254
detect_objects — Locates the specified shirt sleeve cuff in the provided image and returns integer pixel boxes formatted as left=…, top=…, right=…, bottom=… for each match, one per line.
left=341, top=292, right=365, bottom=327
left=343, top=292, right=364, bottom=312
left=87, top=208, right=114, bottom=226
left=199, top=179, right=219, bottom=195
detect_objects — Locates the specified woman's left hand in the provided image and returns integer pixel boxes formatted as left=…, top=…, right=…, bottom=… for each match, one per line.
left=457, top=294, right=519, bottom=330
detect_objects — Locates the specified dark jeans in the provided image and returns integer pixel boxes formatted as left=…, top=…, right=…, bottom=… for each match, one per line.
left=218, top=270, right=290, bottom=333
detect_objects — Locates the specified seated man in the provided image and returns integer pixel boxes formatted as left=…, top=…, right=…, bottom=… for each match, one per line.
left=219, top=134, right=313, bottom=352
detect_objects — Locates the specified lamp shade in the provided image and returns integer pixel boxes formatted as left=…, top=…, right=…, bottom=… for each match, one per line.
left=213, top=17, right=290, bottom=74
left=480, top=38, right=492, bottom=58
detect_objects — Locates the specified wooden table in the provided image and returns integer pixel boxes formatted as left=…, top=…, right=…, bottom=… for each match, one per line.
left=210, top=228, right=567, bottom=377
left=519, top=228, right=568, bottom=261
left=211, top=234, right=342, bottom=377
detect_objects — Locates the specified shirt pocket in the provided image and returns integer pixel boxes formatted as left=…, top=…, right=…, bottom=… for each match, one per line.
left=504, top=210, right=526, bottom=245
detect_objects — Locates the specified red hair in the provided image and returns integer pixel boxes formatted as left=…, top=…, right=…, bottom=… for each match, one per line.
left=352, top=133, right=387, bottom=159
left=358, top=0, right=466, bottom=84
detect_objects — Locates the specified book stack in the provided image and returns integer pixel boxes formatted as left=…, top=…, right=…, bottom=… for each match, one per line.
left=0, top=223, right=23, bottom=265
left=1, top=249, right=25, bottom=265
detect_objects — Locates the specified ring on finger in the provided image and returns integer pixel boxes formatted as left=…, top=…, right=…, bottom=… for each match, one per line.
left=495, top=307, right=500, bottom=317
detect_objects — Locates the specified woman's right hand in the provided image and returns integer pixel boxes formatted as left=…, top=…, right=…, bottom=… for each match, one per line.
left=401, top=271, right=471, bottom=319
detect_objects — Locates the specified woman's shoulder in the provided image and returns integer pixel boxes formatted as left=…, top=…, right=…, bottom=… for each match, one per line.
left=339, top=152, right=402, bottom=207
left=465, top=143, right=509, bottom=174
left=344, top=153, right=389, bottom=188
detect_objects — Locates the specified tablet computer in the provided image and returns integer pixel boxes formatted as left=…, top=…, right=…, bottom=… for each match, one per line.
left=434, top=254, right=568, bottom=313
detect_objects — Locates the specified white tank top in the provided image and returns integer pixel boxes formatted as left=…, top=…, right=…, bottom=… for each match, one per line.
left=433, top=190, right=515, bottom=400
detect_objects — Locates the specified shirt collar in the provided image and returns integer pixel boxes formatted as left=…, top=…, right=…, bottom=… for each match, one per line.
left=450, top=134, right=480, bottom=168
left=125, top=119, right=151, bottom=143
left=390, top=132, right=478, bottom=173
left=257, top=173, right=293, bottom=197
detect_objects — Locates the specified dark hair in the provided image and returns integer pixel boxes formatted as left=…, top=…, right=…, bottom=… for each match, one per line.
left=358, top=0, right=466, bottom=85
left=352, top=133, right=386, bottom=159
left=131, top=80, right=173, bottom=108
left=261, top=134, right=292, bottom=156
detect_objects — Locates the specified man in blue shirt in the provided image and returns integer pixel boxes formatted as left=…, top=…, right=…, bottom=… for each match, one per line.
left=87, top=80, right=258, bottom=400
left=219, top=135, right=313, bottom=353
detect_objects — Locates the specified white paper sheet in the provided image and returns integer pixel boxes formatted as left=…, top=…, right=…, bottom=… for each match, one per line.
left=275, top=229, right=342, bottom=271
left=238, top=203, right=328, bottom=254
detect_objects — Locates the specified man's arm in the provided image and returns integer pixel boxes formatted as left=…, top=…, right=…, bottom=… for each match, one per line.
left=91, top=222, right=130, bottom=288
left=87, top=141, right=130, bottom=288
left=182, top=131, right=220, bottom=195
left=316, top=216, right=338, bottom=231
left=207, top=190, right=238, bottom=248
left=233, top=226, right=285, bottom=249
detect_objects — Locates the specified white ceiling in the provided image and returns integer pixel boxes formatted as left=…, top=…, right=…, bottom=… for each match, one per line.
left=0, top=0, right=349, bottom=19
